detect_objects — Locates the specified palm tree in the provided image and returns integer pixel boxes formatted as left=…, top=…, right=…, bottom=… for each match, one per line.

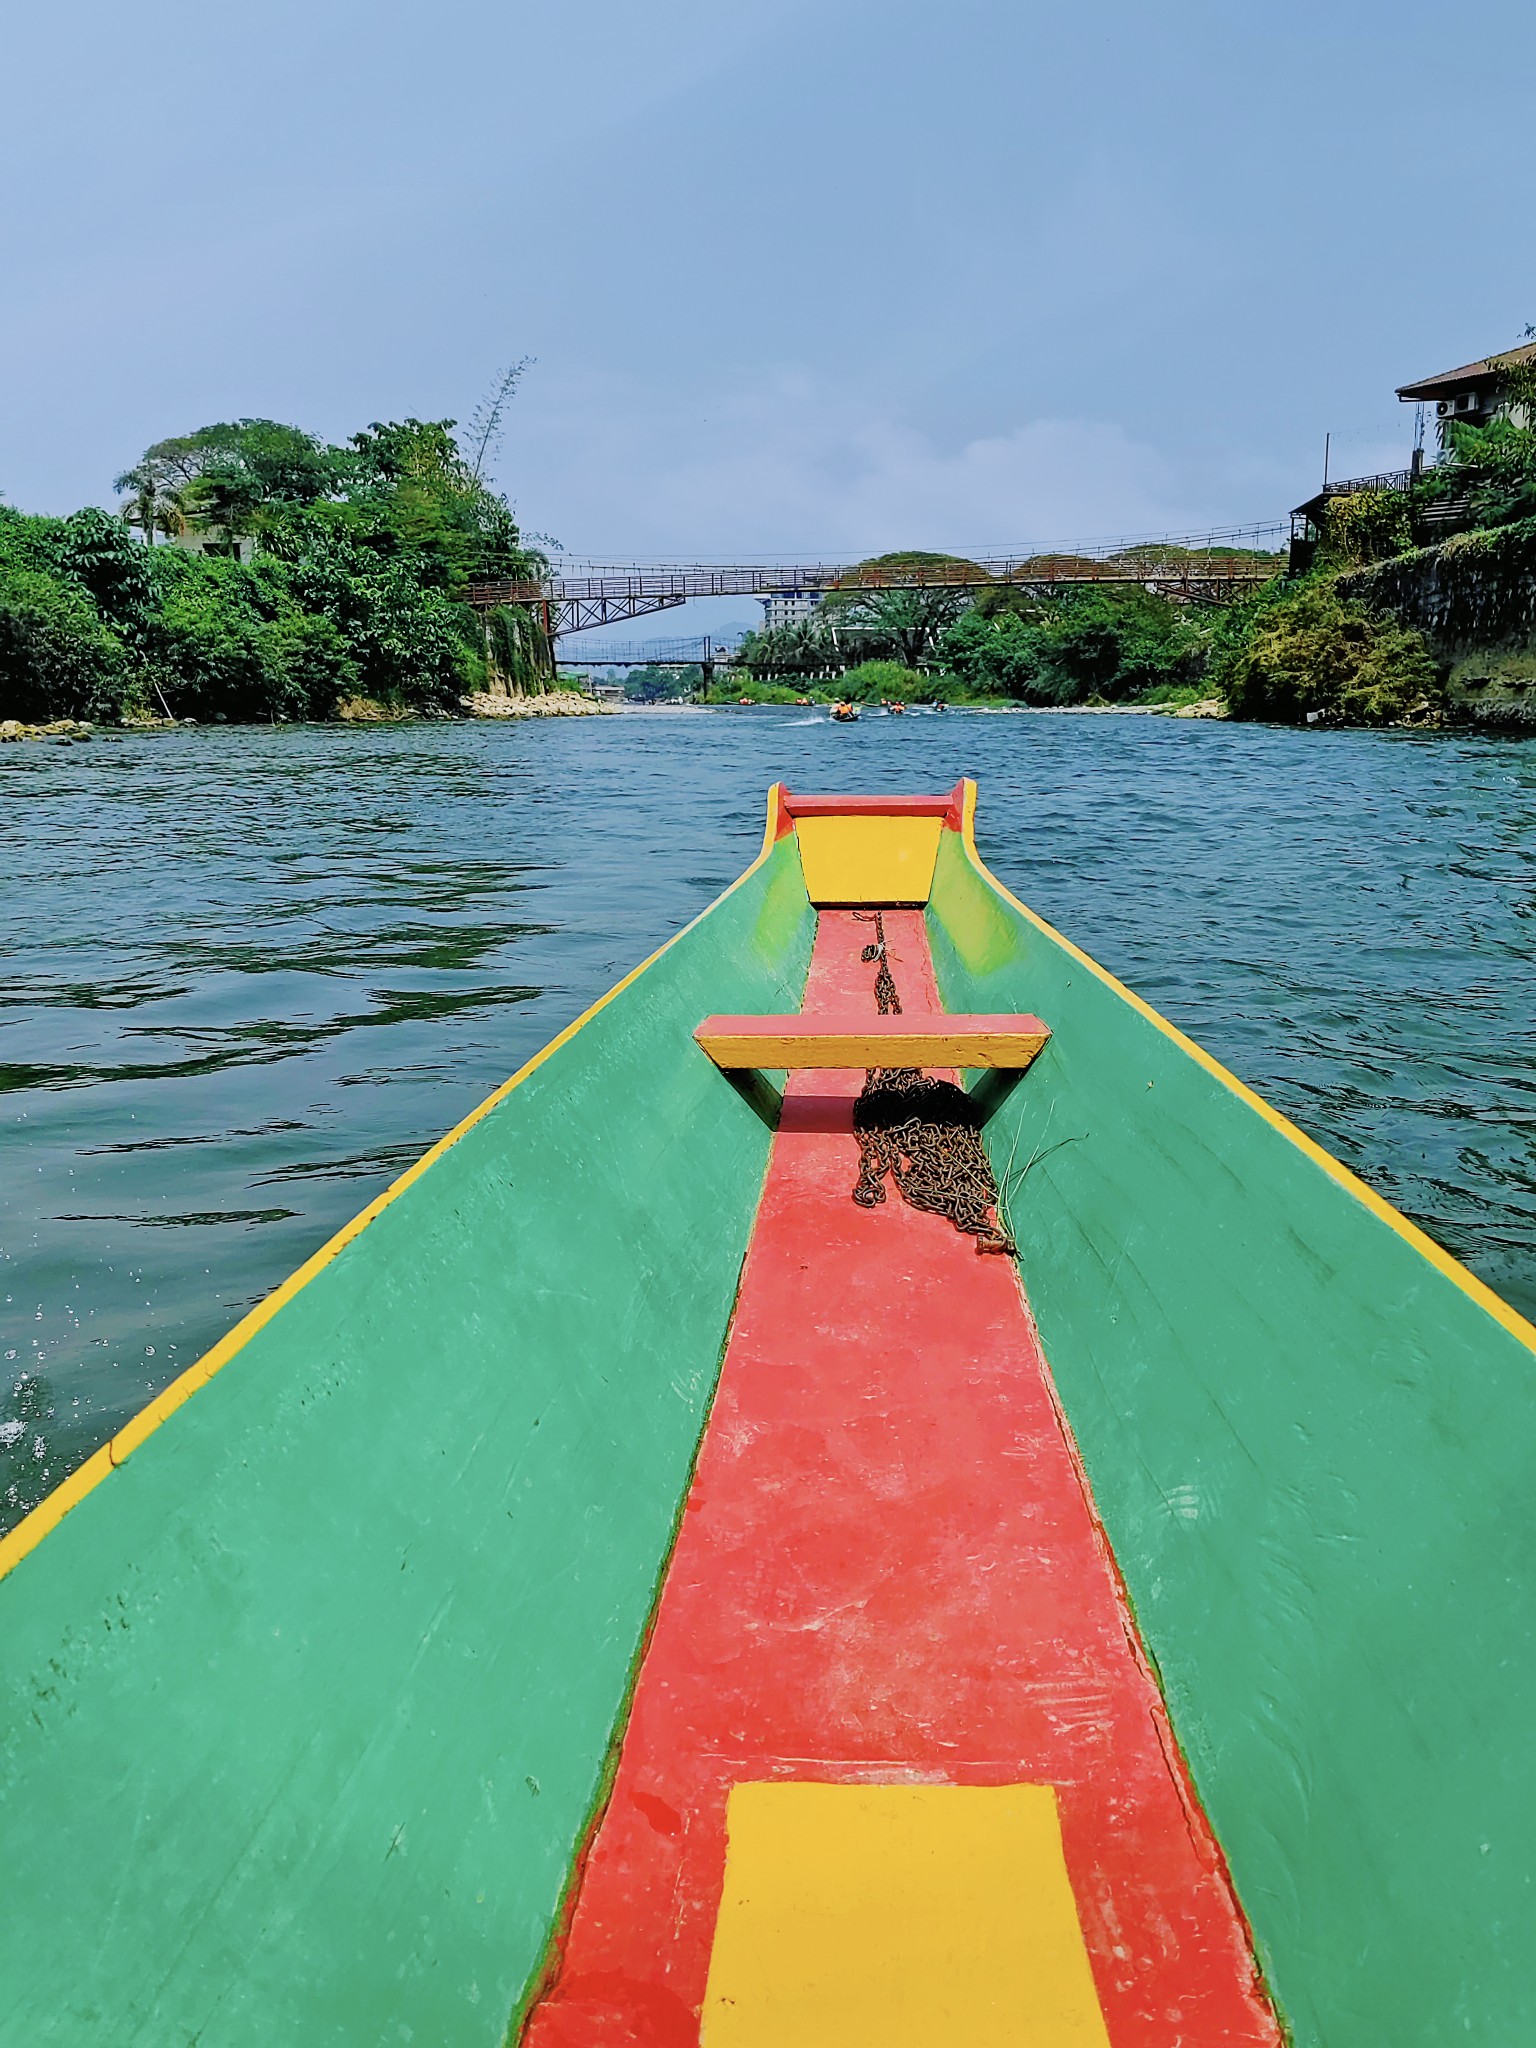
left=113, top=459, right=188, bottom=546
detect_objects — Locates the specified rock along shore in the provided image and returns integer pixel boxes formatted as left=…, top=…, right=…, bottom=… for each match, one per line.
left=458, top=690, right=608, bottom=719
left=1, top=718, right=101, bottom=743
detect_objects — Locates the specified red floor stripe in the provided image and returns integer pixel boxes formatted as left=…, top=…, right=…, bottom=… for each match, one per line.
left=522, top=910, right=1280, bottom=2046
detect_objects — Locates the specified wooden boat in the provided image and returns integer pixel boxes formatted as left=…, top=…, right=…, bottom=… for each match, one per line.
left=2, top=780, right=1533, bottom=2048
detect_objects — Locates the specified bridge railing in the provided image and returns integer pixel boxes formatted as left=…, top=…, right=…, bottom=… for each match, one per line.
left=470, top=550, right=1284, bottom=610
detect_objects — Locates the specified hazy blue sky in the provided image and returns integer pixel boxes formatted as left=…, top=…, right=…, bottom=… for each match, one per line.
left=6, top=0, right=1534, bottom=606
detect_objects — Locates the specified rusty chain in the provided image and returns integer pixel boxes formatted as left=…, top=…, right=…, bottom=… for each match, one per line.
left=849, top=913, right=1015, bottom=1255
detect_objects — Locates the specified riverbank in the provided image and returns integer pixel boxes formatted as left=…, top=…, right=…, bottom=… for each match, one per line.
left=0, top=695, right=608, bottom=743
left=458, top=689, right=607, bottom=719
left=2, top=718, right=102, bottom=743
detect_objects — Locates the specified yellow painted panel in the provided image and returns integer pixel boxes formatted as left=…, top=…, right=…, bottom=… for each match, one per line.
left=794, top=815, right=944, bottom=904
left=695, top=1023, right=1050, bottom=1069
left=700, top=1782, right=1112, bottom=2048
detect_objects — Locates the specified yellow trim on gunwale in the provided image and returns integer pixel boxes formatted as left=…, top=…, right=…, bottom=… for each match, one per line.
left=956, top=778, right=1536, bottom=1356
left=0, top=787, right=794, bottom=1586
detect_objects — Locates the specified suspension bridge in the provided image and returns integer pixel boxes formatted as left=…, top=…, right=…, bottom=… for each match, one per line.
left=469, top=523, right=1286, bottom=637
left=553, top=635, right=744, bottom=668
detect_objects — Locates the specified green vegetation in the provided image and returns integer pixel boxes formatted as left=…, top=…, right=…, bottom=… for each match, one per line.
left=13, top=374, right=1534, bottom=734
left=624, top=663, right=701, bottom=703
left=836, top=659, right=930, bottom=702
left=1, top=408, right=548, bottom=725
left=1428, top=353, right=1536, bottom=532
left=1216, top=580, right=1443, bottom=726
left=724, top=535, right=1467, bottom=728
left=714, top=675, right=819, bottom=705
left=1313, top=487, right=1415, bottom=569
left=941, top=587, right=1206, bottom=705
left=1313, top=355, right=1536, bottom=573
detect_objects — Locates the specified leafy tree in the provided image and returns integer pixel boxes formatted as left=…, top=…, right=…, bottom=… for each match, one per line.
left=115, top=420, right=344, bottom=544
left=48, top=509, right=154, bottom=634
left=114, top=455, right=190, bottom=545
left=343, top=418, right=539, bottom=593
left=818, top=554, right=980, bottom=668
left=940, top=587, right=1205, bottom=703
left=737, top=617, right=839, bottom=680
left=7, top=394, right=553, bottom=724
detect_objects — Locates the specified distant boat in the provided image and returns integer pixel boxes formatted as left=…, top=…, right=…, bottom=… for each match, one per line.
left=2, top=780, right=1533, bottom=2045
left=884, top=699, right=907, bottom=715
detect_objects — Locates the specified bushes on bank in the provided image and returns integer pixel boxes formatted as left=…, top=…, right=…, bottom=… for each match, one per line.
left=0, top=565, right=126, bottom=722
left=0, top=410, right=544, bottom=724
left=1216, top=578, right=1444, bottom=726
left=838, top=660, right=929, bottom=701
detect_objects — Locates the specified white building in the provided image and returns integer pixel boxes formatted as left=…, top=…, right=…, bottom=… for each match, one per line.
left=758, top=589, right=823, bottom=633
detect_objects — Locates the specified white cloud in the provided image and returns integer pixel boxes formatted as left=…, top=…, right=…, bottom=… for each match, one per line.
left=508, top=371, right=1228, bottom=564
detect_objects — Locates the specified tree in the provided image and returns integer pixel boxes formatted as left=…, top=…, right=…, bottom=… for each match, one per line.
left=343, top=418, right=545, bottom=594
left=114, top=455, right=189, bottom=545
left=818, top=553, right=981, bottom=669
left=5, top=401, right=557, bottom=725
left=939, top=586, right=1205, bottom=703
left=462, top=359, right=533, bottom=483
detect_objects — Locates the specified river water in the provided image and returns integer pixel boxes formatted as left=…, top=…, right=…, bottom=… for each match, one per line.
left=3, top=709, right=1534, bottom=1527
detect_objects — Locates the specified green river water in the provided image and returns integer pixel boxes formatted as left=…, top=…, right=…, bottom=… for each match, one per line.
left=2, top=708, right=1533, bottom=1529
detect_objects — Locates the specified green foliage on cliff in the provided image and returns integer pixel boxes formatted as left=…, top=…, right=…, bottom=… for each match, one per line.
left=1215, top=578, right=1444, bottom=726
left=2, top=407, right=547, bottom=724
left=1314, top=488, right=1415, bottom=568
left=1335, top=515, right=1536, bottom=650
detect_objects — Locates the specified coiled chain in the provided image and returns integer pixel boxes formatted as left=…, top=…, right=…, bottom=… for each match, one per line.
left=849, top=913, right=1014, bottom=1255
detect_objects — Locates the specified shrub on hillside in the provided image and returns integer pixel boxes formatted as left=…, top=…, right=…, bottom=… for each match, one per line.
left=1218, top=579, right=1445, bottom=726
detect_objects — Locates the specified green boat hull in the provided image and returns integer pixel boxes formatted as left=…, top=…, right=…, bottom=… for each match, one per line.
left=2, top=782, right=1533, bottom=2045
left=0, top=827, right=812, bottom=2044
left=931, top=812, right=1536, bottom=2047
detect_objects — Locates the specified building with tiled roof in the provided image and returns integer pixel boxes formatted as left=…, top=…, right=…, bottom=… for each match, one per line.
left=1396, top=340, right=1536, bottom=437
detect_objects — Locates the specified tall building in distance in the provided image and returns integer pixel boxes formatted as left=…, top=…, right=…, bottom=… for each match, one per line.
left=758, top=589, right=823, bottom=633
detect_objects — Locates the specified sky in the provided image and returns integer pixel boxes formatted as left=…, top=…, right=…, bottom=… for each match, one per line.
left=5, top=0, right=1535, bottom=642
